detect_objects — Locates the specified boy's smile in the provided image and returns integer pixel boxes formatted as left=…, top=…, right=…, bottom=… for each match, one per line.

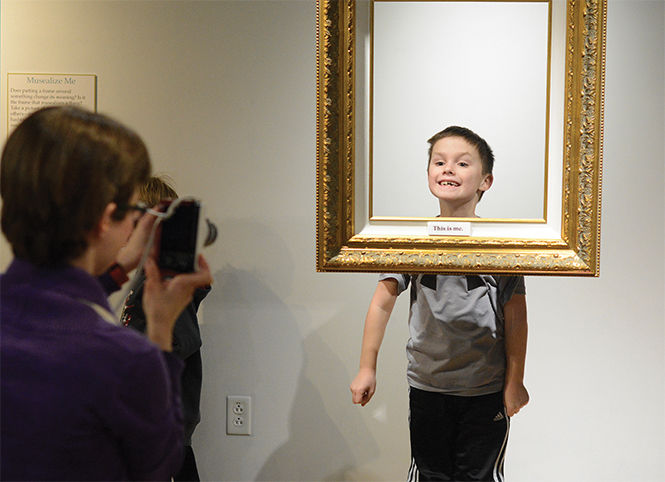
left=427, top=136, right=493, bottom=217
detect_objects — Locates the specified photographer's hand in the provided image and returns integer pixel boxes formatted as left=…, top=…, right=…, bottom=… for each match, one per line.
left=142, top=255, right=213, bottom=352
left=116, top=213, right=156, bottom=273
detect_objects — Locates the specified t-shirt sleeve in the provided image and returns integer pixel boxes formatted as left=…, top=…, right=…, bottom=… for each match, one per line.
left=514, top=276, right=526, bottom=295
left=378, top=273, right=410, bottom=294
left=497, top=275, right=526, bottom=307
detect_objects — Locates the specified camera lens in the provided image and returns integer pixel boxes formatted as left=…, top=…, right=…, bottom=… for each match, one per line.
left=204, top=219, right=217, bottom=247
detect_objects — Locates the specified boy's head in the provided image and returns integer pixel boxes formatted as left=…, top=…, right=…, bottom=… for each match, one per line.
left=138, top=175, right=178, bottom=207
left=426, top=126, right=494, bottom=215
left=427, top=126, right=494, bottom=176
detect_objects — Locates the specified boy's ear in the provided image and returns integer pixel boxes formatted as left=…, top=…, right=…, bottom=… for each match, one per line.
left=479, top=173, right=493, bottom=193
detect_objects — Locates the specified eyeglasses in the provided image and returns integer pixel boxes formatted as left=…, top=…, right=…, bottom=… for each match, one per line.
left=124, top=202, right=148, bottom=214
left=115, top=202, right=148, bottom=215
left=112, top=202, right=148, bottom=224
left=116, top=202, right=169, bottom=220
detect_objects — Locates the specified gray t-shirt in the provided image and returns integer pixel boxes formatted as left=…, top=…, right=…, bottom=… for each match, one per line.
left=380, top=273, right=526, bottom=396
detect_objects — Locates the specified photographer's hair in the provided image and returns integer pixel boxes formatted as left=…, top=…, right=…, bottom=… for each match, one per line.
left=139, top=175, right=178, bottom=207
left=427, top=126, right=494, bottom=175
left=1, top=105, right=151, bottom=267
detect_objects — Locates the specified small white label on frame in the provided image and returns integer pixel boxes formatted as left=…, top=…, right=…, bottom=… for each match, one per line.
left=427, top=221, right=471, bottom=236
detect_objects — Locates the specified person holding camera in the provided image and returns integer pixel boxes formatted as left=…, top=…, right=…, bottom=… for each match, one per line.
left=0, top=106, right=212, bottom=481
left=100, top=175, right=210, bottom=482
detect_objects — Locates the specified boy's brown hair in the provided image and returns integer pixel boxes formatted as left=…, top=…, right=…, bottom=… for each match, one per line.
left=427, top=126, right=495, bottom=175
left=139, top=175, right=178, bottom=207
left=1, top=105, right=151, bottom=266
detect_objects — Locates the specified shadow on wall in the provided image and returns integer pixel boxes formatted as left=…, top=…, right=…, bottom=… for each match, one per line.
left=194, top=218, right=379, bottom=480
left=256, top=330, right=380, bottom=481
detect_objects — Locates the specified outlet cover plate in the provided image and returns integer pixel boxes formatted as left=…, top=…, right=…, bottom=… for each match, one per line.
left=226, top=395, right=251, bottom=435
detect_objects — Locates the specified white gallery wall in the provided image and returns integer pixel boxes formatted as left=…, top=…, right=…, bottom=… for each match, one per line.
left=1, top=1, right=663, bottom=481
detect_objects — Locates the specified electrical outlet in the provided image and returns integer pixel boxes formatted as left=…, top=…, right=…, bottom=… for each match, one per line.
left=226, top=395, right=251, bottom=435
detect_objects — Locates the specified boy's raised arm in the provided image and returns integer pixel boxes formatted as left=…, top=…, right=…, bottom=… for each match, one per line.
left=503, top=293, right=529, bottom=417
left=350, top=278, right=399, bottom=406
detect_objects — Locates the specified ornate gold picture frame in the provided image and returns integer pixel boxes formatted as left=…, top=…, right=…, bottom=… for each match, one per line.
left=316, top=0, right=605, bottom=275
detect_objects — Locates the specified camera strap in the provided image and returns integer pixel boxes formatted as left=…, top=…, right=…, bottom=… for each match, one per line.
left=77, top=298, right=121, bottom=326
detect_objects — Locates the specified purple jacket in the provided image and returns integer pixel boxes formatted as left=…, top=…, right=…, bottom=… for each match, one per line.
left=1, top=259, right=184, bottom=481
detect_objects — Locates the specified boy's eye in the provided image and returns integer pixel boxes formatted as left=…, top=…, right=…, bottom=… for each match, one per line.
left=458, top=161, right=469, bottom=167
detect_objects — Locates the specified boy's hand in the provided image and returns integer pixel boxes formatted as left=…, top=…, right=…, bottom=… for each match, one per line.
left=142, top=255, right=213, bottom=352
left=504, top=381, right=530, bottom=417
left=350, top=368, right=377, bottom=406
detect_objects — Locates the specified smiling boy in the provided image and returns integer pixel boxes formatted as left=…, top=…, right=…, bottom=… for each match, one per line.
left=350, top=126, right=529, bottom=481
left=427, top=129, right=493, bottom=217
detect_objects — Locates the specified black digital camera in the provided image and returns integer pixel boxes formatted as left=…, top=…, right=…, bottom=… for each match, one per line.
left=157, top=199, right=217, bottom=273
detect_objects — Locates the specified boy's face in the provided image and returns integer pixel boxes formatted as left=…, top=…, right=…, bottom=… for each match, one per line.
left=427, top=136, right=493, bottom=215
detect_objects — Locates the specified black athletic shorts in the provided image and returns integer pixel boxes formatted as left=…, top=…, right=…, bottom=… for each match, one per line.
left=408, top=387, right=509, bottom=482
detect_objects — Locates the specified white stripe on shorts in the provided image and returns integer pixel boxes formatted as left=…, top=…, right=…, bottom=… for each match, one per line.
left=492, top=409, right=510, bottom=482
left=407, top=457, right=419, bottom=482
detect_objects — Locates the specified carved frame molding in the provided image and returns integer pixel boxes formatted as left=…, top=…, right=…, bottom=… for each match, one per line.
left=316, top=0, right=605, bottom=275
